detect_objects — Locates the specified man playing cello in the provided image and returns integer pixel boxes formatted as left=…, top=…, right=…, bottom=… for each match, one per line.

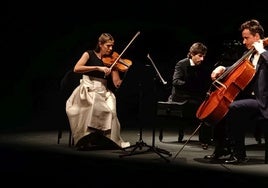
left=203, top=19, right=268, bottom=164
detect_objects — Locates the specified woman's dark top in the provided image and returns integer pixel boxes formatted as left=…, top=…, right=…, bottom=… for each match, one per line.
left=84, top=50, right=107, bottom=79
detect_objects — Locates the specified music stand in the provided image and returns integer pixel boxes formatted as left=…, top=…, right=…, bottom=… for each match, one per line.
left=119, top=58, right=172, bottom=162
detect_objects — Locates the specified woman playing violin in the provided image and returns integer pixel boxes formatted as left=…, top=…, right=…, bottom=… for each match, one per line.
left=66, top=33, right=130, bottom=150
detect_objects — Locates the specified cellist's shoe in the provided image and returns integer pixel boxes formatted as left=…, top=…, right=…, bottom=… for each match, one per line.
left=204, top=148, right=231, bottom=160
left=224, top=155, right=249, bottom=164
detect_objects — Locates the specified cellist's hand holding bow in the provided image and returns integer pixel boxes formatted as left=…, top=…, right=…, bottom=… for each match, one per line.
left=211, top=66, right=226, bottom=80
left=253, top=40, right=266, bottom=54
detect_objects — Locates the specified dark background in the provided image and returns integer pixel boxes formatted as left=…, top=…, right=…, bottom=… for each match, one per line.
left=2, top=1, right=268, bottom=131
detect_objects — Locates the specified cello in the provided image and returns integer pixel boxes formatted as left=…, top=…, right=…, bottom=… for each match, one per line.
left=196, top=38, right=268, bottom=126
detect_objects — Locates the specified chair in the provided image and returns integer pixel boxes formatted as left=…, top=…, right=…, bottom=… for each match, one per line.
left=155, top=100, right=188, bottom=142
left=57, top=69, right=81, bottom=147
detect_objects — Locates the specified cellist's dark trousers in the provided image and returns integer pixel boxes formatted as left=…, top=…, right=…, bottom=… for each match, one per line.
left=212, top=118, right=229, bottom=153
left=225, top=98, right=260, bottom=158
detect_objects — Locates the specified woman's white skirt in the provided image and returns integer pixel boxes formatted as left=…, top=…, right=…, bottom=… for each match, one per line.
left=66, top=75, right=130, bottom=148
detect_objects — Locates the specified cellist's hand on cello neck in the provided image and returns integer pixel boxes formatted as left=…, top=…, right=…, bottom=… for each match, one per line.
left=210, top=40, right=266, bottom=81
left=211, top=66, right=226, bottom=80
left=253, top=40, right=266, bottom=54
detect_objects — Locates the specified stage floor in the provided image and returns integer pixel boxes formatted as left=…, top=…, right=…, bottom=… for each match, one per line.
left=0, top=126, right=268, bottom=186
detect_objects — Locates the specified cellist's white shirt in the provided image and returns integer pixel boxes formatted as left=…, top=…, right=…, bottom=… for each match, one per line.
left=249, top=53, right=260, bottom=69
left=248, top=53, right=260, bottom=96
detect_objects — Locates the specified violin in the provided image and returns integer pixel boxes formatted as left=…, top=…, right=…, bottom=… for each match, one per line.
left=102, top=31, right=140, bottom=72
left=102, top=51, right=132, bottom=72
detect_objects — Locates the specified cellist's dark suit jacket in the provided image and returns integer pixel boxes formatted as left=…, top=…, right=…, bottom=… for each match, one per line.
left=252, top=49, right=268, bottom=118
left=225, top=47, right=268, bottom=158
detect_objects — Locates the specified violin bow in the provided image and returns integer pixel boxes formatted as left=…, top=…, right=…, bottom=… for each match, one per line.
left=109, top=31, right=140, bottom=70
